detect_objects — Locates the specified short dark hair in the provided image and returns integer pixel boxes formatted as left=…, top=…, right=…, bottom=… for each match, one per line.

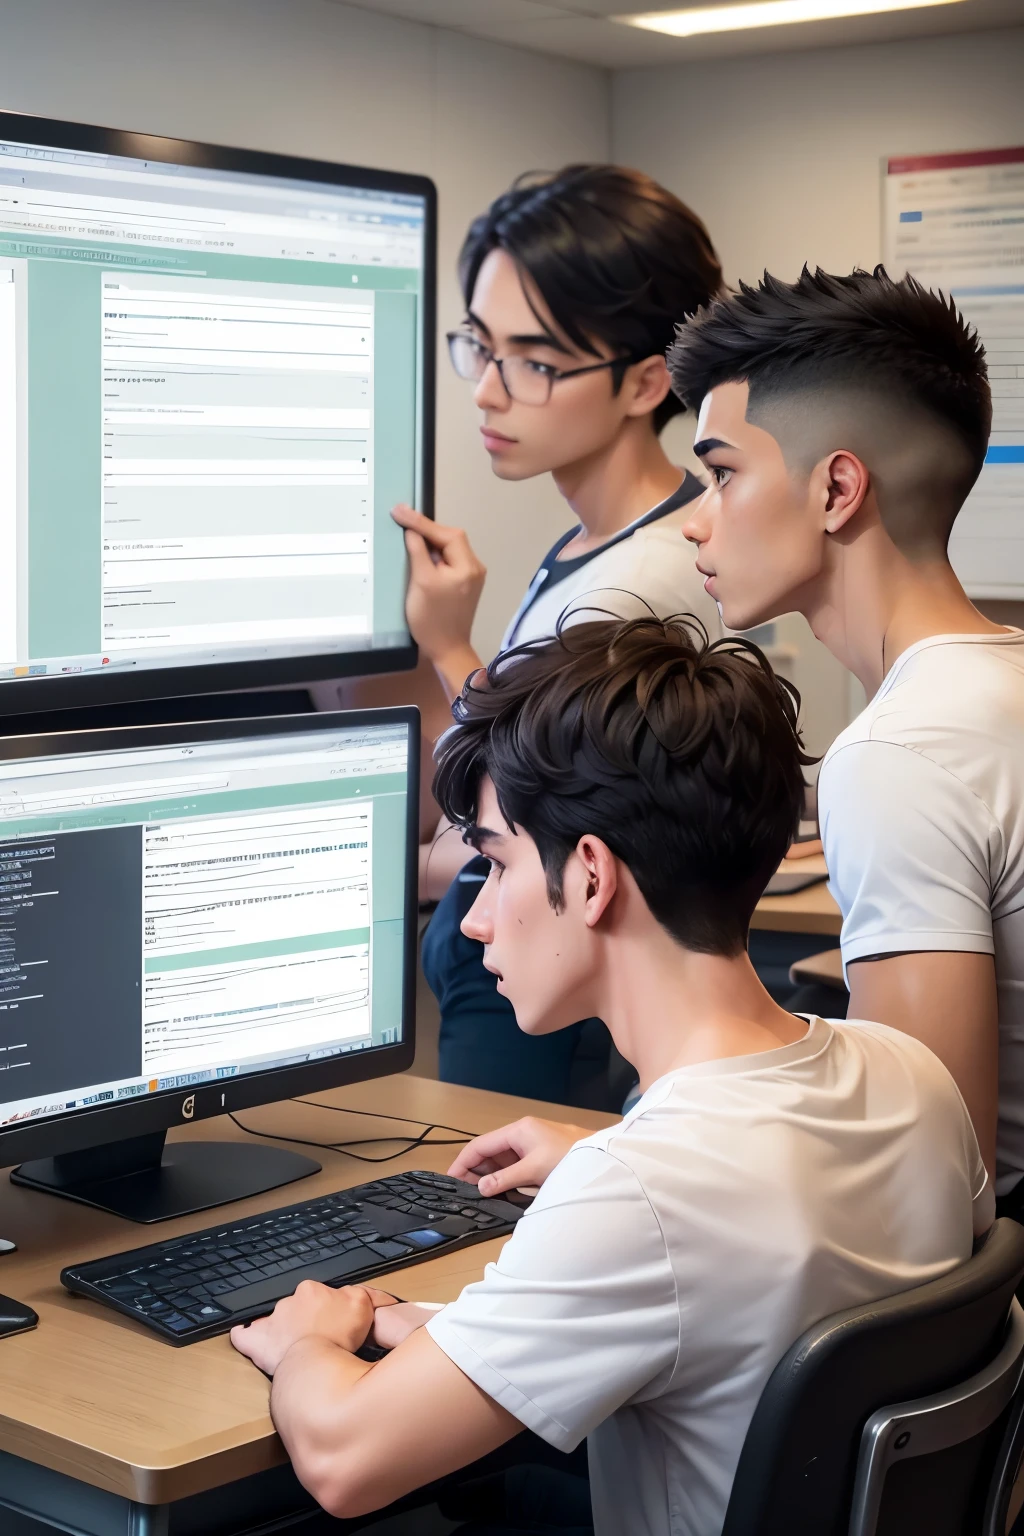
left=460, top=165, right=722, bottom=433
left=433, top=616, right=810, bottom=956
left=668, top=265, right=991, bottom=517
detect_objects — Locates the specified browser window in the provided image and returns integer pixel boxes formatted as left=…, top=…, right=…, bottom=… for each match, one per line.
left=0, top=721, right=410, bottom=1128
left=0, top=136, right=426, bottom=684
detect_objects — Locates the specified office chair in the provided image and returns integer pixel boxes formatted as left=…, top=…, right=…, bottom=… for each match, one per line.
left=721, top=1217, right=1024, bottom=1536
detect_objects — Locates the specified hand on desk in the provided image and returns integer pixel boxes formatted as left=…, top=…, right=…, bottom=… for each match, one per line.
left=230, top=1281, right=398, bottom=1376
left=447, top=1115, right=591, bottom=1199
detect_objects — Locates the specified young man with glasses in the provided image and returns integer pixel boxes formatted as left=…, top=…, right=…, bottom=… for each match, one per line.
left=388, top=165, right=725, bottom=1103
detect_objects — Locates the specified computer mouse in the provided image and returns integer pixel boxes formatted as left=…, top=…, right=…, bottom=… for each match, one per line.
left=0, top=1295, right=38, bottom=1337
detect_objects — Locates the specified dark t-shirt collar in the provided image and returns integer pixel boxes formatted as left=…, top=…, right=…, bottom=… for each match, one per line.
left=534, top=470, right=704, bottom=595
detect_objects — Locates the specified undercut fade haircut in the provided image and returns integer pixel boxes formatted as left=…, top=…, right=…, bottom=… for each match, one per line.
left=668, top=265, right=992, bottom=533
left=433, top=616, right=811, bottom=957
left=460, top=165, right=722, bottom=433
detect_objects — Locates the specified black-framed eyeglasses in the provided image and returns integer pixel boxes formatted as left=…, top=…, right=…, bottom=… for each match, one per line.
left=447, top=330, right=631, bottom=407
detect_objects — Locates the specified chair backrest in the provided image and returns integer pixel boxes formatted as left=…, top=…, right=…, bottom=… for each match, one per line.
left=721, top=1218, right=1024, bottom=1536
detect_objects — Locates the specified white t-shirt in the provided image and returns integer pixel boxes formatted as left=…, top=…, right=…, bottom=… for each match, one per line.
left=819, top=631, right=1024, bottom=1194
left=428, top=1017, right=989, bottom=1536
left=500, top=473, right=722, bottom=652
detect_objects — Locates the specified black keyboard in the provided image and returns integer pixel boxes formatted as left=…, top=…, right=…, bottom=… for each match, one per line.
left=61, top=1170, right=526, bottom=1345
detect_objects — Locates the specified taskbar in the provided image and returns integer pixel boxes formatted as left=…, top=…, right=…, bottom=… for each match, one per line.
left=0, top=632, right=411, bottom=684
left=0, top=1027, right=401, bottom=1131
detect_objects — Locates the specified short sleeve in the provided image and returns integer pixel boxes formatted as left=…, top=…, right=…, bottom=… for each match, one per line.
left=426, top=1145, right=678, bottom=1451
left=820, top=740, right=998, bottom=968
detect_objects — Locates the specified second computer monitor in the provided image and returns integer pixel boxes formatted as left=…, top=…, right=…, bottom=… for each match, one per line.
left=0, top=112, right=436, bottom=714
left=0, top=708, right=418, bottom=1219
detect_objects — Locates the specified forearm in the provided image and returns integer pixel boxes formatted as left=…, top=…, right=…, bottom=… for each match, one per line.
left=269, top=1327, right=519, bottom=1520
left=270, top=1339, right=379, bottom=1516
left=433, top=643, right=484, bottom=704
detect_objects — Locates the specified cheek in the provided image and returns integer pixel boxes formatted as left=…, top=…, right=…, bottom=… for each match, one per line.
left=730, top=475, right=815, bottom=579
left=514, top=385, right=618, bottom=465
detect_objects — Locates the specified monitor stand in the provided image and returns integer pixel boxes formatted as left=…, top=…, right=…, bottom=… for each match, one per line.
left=11, top=1131, right=321, bottom=1223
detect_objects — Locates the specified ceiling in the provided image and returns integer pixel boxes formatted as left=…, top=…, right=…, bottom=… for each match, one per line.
left=330, top=0, right=1024, bottom=66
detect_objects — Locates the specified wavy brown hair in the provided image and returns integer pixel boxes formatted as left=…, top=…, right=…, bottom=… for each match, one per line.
left=434, top=615, right=812, bottom=956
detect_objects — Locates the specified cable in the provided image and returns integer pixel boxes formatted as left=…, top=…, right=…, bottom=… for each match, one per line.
left=227, top=1098, right=479, bottom=1165
left=296, top=1098, right=479, bottom=1140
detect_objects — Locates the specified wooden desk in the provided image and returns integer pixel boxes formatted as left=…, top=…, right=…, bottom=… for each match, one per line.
left=751, top=856, right=842, bottom=938
left=750, top=881, right=842, bottom=938
left=789, top=947, right=847, bottom=991
left=0, top=1076, right=614, bottom=1532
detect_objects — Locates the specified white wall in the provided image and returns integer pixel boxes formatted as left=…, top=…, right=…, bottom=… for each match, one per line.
left=613, top=24, right=1024, bottom=756
left=0, top=0, right=608, bottom=660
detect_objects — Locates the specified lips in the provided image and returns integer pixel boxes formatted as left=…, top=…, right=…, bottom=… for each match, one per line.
left=481, top=427, right=515, bottom=450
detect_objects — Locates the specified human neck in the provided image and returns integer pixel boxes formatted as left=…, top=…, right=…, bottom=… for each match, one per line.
left=802, top=522, right=1008, bottom=698
left=591, top=920, right=807, bottom=1093
left=551, top=419, right=683, bottom=555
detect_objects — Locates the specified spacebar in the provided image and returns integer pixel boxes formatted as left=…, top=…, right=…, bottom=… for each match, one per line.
left=223, top=1248, right=380, bottom=1313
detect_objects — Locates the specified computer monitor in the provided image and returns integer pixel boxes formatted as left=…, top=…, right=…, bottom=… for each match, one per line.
left=0, top=111, right=436, bottom=716
left=0, top=708, right=418, bottom=1221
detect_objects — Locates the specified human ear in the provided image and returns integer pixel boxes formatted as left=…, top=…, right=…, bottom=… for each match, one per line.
left=623, top=354, right=672, bottom=418
left=574, top=836, right=619, bottom=927
left=819, top=449, right=870, bottom=535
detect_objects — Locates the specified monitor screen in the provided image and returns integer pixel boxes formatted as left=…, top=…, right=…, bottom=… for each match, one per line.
left=0, top=712, right=416, bottom=1144
left=0, top=113, right=435, bottom=713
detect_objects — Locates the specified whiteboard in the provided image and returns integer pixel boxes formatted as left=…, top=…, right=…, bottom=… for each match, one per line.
left=882, top=147, right=1024, bottom=599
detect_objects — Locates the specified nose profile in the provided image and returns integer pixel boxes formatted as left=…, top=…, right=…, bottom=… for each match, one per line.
left=474, top=358, right=508, bottom=412
left=682, top=489, right=712, bottom=546
left=461, top=883, right=494, bottom=945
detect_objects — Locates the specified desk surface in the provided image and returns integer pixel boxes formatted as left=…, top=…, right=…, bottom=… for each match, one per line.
left=0, top=1076, right=614, bottom=1506
left=751, top=880, right=842, bottom=937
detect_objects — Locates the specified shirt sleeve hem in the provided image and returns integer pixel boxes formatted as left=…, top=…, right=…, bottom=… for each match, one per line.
left=425, top=1313, right=580, bottom=1453
left=841, top=930, right=995, bottom=964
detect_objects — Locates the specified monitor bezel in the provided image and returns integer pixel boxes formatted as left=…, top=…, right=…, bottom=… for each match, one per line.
left=0, top=706, right=420, bottom=1165
left=0, top=109, right=436, bottom=717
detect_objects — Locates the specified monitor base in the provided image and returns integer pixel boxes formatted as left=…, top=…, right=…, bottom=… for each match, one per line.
left=11, top=1131, right=321, bottom=1223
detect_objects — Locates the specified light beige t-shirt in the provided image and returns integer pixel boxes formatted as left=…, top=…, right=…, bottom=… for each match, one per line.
left=500, top=472, right=721, bottom=652
left=429, top=1017, right=989, bottom=1536
left=820, top=630, right=1024, bottom=1194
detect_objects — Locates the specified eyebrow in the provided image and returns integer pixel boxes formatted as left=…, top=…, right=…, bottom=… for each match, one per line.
left=464, top=823, right=503, bottom=851
left=465, top=309, right=574, bottom=357
left=693, top=436, right=737, bottom=458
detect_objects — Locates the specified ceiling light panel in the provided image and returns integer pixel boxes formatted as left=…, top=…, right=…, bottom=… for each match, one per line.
left=616, top=0, right=968, bottom=37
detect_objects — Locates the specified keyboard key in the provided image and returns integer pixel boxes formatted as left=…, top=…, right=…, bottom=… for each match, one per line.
left=477, top=1199, right=523, bottom=1219
left=162, top=1313, right=194, bottom=1334
left=190, top=1302, right=230, bottom=1323
left=366, top=1240, right=412, bottom=1260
